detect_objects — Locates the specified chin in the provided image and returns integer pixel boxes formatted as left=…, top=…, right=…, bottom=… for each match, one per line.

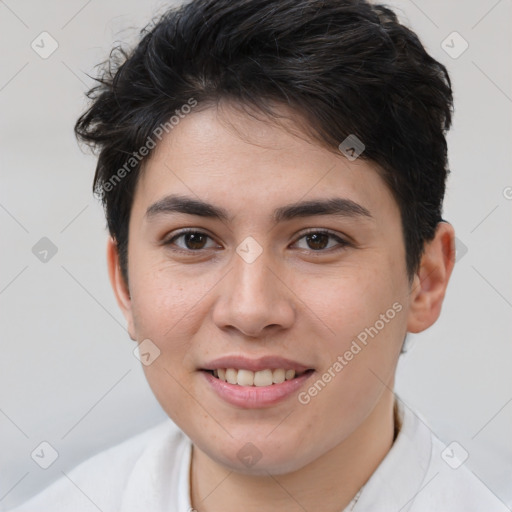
left=199, top=437, right=316, bottom=476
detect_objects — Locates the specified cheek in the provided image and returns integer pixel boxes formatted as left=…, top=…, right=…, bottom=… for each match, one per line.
left=128, top=261, right=208, bottom=336
left=313, top=262, right=408, bottom=382
left=320, top=262, right=406, bottom=330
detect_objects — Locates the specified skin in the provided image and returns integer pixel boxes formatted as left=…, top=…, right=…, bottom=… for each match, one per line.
left=107, top=101, right=455, bottom=512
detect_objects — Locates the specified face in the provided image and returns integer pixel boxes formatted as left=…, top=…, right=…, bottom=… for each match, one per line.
left=108, top=101, right=448, bottom=475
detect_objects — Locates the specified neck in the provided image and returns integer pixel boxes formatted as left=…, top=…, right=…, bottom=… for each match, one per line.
left=190, top=390, right=397, bottom=512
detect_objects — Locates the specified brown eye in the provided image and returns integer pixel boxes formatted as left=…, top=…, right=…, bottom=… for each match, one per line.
left=305, top=232, right=329, bottom=250
left=181, top=232, right=208, bottom=250
left=165, top=230, right=217, bottom=251
left=294, top=230, right=349, bottom=252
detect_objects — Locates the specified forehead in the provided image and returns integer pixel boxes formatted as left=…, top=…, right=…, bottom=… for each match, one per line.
left=133, top=102, right=398, bottom=222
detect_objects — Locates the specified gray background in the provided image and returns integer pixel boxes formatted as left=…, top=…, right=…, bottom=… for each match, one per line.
left=1, top=0, right=511, bottom=509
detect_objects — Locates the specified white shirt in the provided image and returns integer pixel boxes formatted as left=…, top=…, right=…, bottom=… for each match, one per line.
left=8, top=398, right=509, bottom=512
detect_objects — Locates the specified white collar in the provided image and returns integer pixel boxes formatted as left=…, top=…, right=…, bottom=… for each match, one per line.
left=350, top=398, right=432, bottom=511
left=118, top=397, right=437, bottom=511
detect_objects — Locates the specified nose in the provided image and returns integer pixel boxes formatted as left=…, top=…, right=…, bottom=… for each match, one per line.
left=211, top=247, right=296, bottom=339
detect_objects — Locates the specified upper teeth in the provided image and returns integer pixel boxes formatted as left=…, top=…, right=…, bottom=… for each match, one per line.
left=213, top=368, right=297, bottom=386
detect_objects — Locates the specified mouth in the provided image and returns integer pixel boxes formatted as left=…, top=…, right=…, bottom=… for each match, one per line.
left=202, top=368, right=315, bottom=387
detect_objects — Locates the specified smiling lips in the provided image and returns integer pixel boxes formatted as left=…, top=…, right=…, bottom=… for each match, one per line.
left=201, top=355, right=314, bottom=390
left=201, top=356, right=315, bottom=408
left=210, top=368, right=302, bottom=387
left=202, top=368, right=314, bottom=408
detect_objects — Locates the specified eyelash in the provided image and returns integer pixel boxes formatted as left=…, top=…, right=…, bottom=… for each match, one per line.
left=163, top=228, right=350, bottom=254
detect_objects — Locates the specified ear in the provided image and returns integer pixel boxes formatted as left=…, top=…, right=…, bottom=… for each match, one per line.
left=106, top=237, right=136, bottom=340
left=407, top=222, right=456, bottom=333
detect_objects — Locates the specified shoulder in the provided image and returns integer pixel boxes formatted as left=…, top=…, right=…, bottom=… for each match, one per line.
left=7, top=420, right=188, bottom=512
left=408, top=416, right=509, bottom=511
left=359, top=399, right=510, bottom=512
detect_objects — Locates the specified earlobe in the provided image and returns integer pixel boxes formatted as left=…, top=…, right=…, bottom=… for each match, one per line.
left=406, top=222, right=456, bottom=333
left=106, top=237, right=136, bottom=340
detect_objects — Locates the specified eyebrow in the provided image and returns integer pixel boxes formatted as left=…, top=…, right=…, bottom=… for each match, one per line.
left=145, top=194, right=373, bottom=224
